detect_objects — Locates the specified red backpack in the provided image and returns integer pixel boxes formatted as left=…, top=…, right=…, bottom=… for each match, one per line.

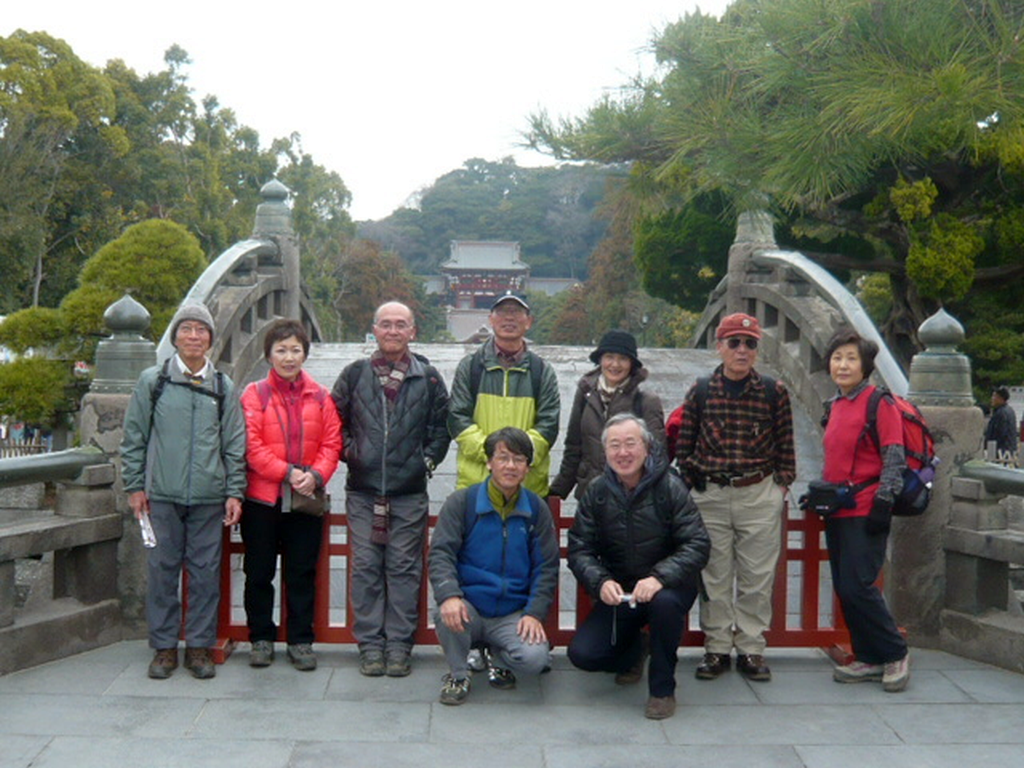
left=823, top=388, right=939, bottom=517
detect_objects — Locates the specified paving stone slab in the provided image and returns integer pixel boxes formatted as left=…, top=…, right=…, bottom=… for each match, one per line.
left=27, top=737, right=296, bottom=768
left=0, top=735, right=50, bottom=768
left=660, top=703, right=901, bottom=746
left=191, top=698, right=430, bottom=742
left=941, top=667, right=1024, bottom=703
left=796, top=744, right=1024, bottom=768
left=0, top=693, right=205, bottom=738
left=872, top=702, right=1024, bottom=744
left=544, top=744, right=805, bottom=768
left=429, top=703, right=670, bottom=745
left=291, top=742, right=543, bottom=768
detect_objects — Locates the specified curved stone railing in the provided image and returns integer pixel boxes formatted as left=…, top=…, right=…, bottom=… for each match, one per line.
left=155, top=180, right=323, bottom=385
left=693, top=210, right=907, bottom=421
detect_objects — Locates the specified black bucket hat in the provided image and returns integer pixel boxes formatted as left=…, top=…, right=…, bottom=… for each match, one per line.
left=589, top=329, right=642, bottom=368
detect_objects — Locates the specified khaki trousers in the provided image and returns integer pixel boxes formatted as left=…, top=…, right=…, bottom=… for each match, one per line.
left=691, top=477, right=784, bottom=655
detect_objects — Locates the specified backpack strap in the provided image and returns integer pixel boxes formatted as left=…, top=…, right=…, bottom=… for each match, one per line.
left=150, top=359, right=225, bottom=423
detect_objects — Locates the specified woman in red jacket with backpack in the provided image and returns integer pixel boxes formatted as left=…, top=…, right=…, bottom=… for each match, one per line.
left=821, top=327, right=910, bottom=693
left=240, top=319, right=342, bottom=671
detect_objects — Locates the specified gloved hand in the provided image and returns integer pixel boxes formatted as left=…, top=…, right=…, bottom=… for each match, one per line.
left=797, top=493, right=810, bottom=513
left=865, top=496, right=893, bottom=535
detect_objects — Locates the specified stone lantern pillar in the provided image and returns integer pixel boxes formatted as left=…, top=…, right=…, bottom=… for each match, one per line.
left=888, top=308, right=984, bottom=646
left=78, top=293, right=157, bottom=636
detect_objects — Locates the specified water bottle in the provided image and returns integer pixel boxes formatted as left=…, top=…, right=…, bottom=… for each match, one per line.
left=139, top=513, right=157, bottom=548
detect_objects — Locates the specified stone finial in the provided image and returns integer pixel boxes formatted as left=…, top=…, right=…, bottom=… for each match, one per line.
left=102, top=293, right=150, bottom=337
left=253, top=179, right=294, bottom=237
left=89, top=295, right=157, bottom=394
left=907, top=308, right=974, bottom=407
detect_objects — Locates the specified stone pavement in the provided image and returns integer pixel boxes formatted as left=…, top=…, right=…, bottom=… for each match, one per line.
left=3, top=641, right=1024, bottom=768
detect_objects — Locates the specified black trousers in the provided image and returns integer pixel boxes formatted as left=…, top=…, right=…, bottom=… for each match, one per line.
left=825, top=516, right=907, bottom=665
left=567, top=583, right=699, bottom=698
left=241, top=499, right=324, bottom=645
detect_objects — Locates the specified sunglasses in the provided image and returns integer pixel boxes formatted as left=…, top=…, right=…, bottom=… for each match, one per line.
left=726, top=337, right=758, bottom=350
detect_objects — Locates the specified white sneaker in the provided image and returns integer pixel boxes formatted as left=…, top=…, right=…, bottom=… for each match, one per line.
left=882, top=654, right=910, bottom=692
left=833, top=660, right=884, bottom=683
left=467, top=648, right=487, bottom=673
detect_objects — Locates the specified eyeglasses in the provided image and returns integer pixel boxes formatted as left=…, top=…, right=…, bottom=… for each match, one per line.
left=177, top=323, right=210, bottom=337
left=606, top=438, right=643, bottom=452
left=375, top=321, right=412, bottom=331
left=492, top=306, right=528, bottom=318
left=492, top=453, right=528, bottom=467
left=726, top=337, right=758, bottom=350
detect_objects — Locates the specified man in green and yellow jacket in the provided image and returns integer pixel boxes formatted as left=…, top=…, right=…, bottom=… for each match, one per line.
left=448, top=293, right=559, bottom=497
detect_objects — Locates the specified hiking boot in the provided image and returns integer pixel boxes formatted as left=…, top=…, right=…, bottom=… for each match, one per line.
left=439, top=673, right=471, bottom=705
left=249, top=640, right=275, bottom=668
left=287, top=643, right=317, bottom=672
left=695, top=652, right=731, bottom=680
left=183, top=647, right=215, bottom=680
left=614, top=629, right=649, bottom=685
left=359, top=649, right=386, bottom=677
left=833, top=660, right=884, bottom=684
left=484, top=649, right=516, bottom=690
left=644, top=695, right=677, bottom=720
left=385, top=649, right=412, bottom=678
left=883, top=653, right=910, bottom=693
left=737, top=653, right=772, bottom=682
left=148, top=648, right=178, bottom=680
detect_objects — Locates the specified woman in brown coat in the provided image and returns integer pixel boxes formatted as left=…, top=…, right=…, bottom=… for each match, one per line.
left=551, top=330, right=666, bottom=501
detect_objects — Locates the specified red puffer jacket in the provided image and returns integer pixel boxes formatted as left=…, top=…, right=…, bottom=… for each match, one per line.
left=241, top=371, right=342, bottom=505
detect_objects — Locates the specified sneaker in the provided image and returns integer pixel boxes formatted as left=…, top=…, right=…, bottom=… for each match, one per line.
left=833, top=660, right=884, bottom=684
left=183, top=647, right=215, bottom=680
left=883, top=654, right=910, bottom=693
left=484, top=648, right=516, bottom=690
left=615, top=629, right=649, bottom=685
left=467, top=648, right=487, bottom=672
left=439, top=673, right=471, bottom=705
left=644, top=695, right=677, bottom=720
left=386, top=650, right=412, bottom=678
left=695, top=652, right=731, bottom=680
left=287, top=643, right=317, bottom=671
left=359, top=649, right=386, bottom=677
left=148, top=648, right=178, bottom=680
left=249, top=640, right=275, bottom=668
left=737, top=653, right=772, bottom=682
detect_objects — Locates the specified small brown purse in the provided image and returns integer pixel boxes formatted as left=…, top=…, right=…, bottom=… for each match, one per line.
left=290, top=487, right=330, bottom=516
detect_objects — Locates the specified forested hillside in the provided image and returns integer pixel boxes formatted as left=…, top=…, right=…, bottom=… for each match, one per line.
left=358, top=158, right=623, bottom=278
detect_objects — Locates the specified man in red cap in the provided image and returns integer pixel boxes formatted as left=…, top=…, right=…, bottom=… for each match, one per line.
left=675, top=313, right=795, bottom=683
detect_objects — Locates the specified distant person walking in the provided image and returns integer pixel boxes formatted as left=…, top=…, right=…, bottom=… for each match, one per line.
left=551, top=330, right=665, bottom=501
left=985, top=387, right=1018, bottom=465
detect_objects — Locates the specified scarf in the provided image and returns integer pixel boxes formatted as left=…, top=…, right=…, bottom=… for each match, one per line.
left=370, top=350, right=411, bottom=404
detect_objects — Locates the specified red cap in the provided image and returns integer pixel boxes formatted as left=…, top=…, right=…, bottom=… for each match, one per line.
left=716, top=313, right=762, bottom=340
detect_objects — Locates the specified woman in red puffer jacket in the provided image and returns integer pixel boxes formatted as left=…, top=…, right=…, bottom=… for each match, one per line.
left=240, top=319, right=341, bottom=672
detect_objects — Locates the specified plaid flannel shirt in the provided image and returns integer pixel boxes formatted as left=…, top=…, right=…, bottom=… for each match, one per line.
left=675, top=366, right=796, bottom=487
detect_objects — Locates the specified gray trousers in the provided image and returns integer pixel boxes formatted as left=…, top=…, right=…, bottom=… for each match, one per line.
left=434, top=601, right=550, bottom=680
left=347, top=491, right=428, bottom=653
left=146, top=501, right=224, bottom=649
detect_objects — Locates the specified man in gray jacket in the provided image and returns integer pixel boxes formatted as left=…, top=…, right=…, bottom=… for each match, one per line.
left=331, top=301, right=450, bottom=677
left=121, top=302, right=246, bottom=680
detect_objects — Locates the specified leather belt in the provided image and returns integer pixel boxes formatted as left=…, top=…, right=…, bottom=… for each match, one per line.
left=706, top=470, right=772, bottom=488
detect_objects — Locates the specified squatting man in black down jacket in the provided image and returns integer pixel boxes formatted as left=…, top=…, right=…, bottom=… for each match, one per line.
left=567, top=413, right=711, bottom=720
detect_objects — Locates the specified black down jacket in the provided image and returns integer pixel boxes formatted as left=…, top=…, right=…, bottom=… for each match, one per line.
left=331, top=354, right=450, bottom=496
left=568, top=456, right=710, bottom=597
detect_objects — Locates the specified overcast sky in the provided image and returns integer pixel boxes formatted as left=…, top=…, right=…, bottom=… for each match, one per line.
left=5, top=1, right=730, bottom=221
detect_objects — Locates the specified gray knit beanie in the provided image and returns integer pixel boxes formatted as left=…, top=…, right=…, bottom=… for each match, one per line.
left=170, top=302, right=215, bottom=345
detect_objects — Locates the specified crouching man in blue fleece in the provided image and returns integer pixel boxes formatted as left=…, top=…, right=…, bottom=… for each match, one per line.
left=428, top=426, right=559, bottom=705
